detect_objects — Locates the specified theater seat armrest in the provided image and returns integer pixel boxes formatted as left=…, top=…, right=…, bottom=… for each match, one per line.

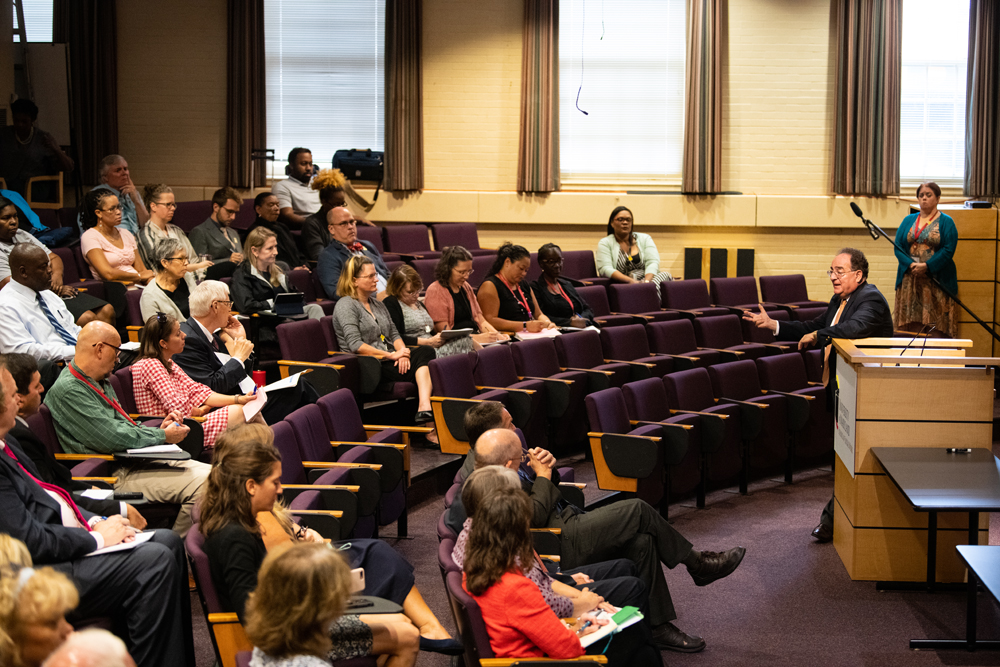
left=718, top=397, right=769, bottom=408
left=72, top=476, right=118, bottom=485
left=807, top=381, right=824, bottom=386
left=519, top=376, right=574, bottom=385
left=331, top=440, right=407, bottom=452
left=763, top=389, right=816, bottom=400
left=277, top=361, right=343, bottom=372
left=302, top=461, right=383, bottom=471
left=364, top=424, right=433, bottom=434
left=476, top=385, right=536, bottom=395
left=668, top=409, right=730, bottom=419
left=480, top=657, right=606, bottom=666
left=760, top=343, right=792, bottom=350
left=282, top=484, right=361, bottom=492
left=561, top=367, right=614, bottom=376
left=55, top=453, right=115, bottom=461
left=629, top=419, right=694, bottom=430
left=206, top=613, right=240, bottom=624
left=604, top=358, right=655, bottom=368
left=559, top=482, right=587, bottom=489
left=126, top=326, right=141, bottom=343
left=289, top=509, right=344, bottom=518
left=587, top=431, right=661, bottom=442
left=699, top=347, right=745, bottom=357
left=530, top=528, right=562, bottom=535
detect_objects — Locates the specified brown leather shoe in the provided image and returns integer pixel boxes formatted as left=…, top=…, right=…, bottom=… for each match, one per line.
left=812, top=523, right=833, bottom=542
left=651, top=623, right=706, bottom=653
left=686, top=546, right=746, bottom=587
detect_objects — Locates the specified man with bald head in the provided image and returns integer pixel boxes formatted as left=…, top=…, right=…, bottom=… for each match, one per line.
left=42, top=628, right=136, bottom=667
left=449, top=426, right=747, bottom=653
left=316, top=206, right=389, bottom=297
left=45, top=322, right=210, bottom=535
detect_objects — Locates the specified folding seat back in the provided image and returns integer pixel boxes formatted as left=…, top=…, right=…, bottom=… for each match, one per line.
left=554, top=330, right=631, bottom=388
left=429, top=353, right=480, bottom=399
left=576, top=285, right=612, bottom=317
left=27, top=404, right=65, bottom=458
left=693, top=315, right=744, bottom=350
left=522, top=252, right=542, bottom=283
left=439, top=537, right=461, bottom=580
left=113, top=367, right=139, bottom=414
left=409, top=258, right=438, bottom=290
left=428, top=353, right=510, bottom=454
left=755, top=352, right=811, bottom=393
left=710, top=276, right=760, bottom=308
left=339, top=444, right=407, bottom=535
left=171, top=200, right=213, bottom=233
left=233, top=200, right=255, bottom=231
left=383, top=224, right=436, bottom=256
left=510, top=337, right=563, bottom=378
left=271, top=421, right=308, bottom=484
left=52, top=246, right=104, bottom=297
left=274, top=319, right=344, bottom=395
left=607, top=283, right=680, bottom=324
left=599, top=324, right=674, bottom=377
left=286, top=404, right=335, bottom=463
left=621, top=377, right=671, bottom=423
left=470, top=346, right=549, bottom=447
left=356, top=225, right=386, bottom=253
left=126, top=288, right=144, bottom=327
left=277, top=319, right=328, bottom=362
left=660, top=279, right=714, bottom=310
left=662, top=367, right=719, bottom=412
left=468, top=255, right=494, bottom=290
left=756, top=353, right=832, bottom=464
left=430, top=223, right=493, bottom=255
left=445, top=571, right=497, bottom=665
left=759, top=274, right=826, bottom=307
left=560, top=250, right=606, bottom=284
left=645, top=319, right=723, bottom=369
left=707, top=359, right=764, bottom=401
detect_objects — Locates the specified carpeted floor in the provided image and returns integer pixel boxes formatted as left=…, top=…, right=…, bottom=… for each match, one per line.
left=192, top=461, right=1000, bottom=666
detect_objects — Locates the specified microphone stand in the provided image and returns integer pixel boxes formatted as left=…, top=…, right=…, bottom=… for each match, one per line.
left=855, top=211, right=1000, bottom=345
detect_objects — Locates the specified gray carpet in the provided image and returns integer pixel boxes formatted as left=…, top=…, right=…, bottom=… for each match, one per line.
left=193, top=462, right=1000, bottom=666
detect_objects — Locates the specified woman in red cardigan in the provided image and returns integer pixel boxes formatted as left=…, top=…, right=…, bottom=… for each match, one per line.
left=463, top=487, right=663, bottom=666
left=424, top=245, right=508, bottom=346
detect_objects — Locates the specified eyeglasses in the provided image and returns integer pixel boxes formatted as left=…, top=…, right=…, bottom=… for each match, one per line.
left=455, top=268, right=475, bottom=276
left=826, top=268, right=858, bottom=278
left=92, top=341, right=122, bottom=357
left=520, top=451, right=529, bottom=463
left=152, top=201, right=178, bottom=209
left=613, top=216, right=632, bottom=223
left=538, top=258, right=562, bottom=265
left=358, top=272, right=378, bottom=280
left=213, top=299, right=234, bottom=308
left=165, top=256, right=189, bottom=264
left=101, top=205, right=122, bottom=213
left=332, top=220, right=358, bottom=227
left=221, top=207, right=240, bottom=216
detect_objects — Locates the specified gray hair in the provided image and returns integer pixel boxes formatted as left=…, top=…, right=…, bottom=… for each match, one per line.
left=42, top=628, right=132, bottom=667
left=152, top=238, right=186, bottom=273
left=462, top=465, right=521, bottom=518
left=97, top=155, right=125, bottom=182
left=189, top=279, right=230, bottom=317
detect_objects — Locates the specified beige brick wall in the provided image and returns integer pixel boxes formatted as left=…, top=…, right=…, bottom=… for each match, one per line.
left=115, top=0, right=227, bottom=191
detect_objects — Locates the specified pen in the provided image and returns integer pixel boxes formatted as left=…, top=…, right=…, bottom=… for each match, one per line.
left=576, top=620, right=592, bottom=635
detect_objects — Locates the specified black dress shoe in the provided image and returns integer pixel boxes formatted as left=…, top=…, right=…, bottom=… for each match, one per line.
left=414, top=410, right=433, bottom=424
left=651, top=623, right=706, bottom=653
left=687, top=546, right=746, bottom=587
left=812, top=523, right=833, bottom=542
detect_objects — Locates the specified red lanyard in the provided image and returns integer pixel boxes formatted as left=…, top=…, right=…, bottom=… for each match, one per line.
left=3, top=446, right=92, bottom=531
left=496, top=273, right=532, bottom=317
left=912, top=213, right=934, bottom=241
left=68, top=364, right=137, bottom=425
left=546, top=277, right=576, bottom=313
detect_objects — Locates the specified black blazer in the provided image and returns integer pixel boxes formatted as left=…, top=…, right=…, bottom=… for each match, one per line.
left=301, top=211, right=331, bottom=262
left=230, top=263, right=285, bottom=314
left=203, top=521, right=267, bottom=623
left=777, top=282, right=894, bottom=388
left=531, top=277, right=596, bottom=327
left=7, top=426, right=121, bottom=516
left=172, top=317, right=252, bottom=395
left=0, top=442, right=99, bottom=564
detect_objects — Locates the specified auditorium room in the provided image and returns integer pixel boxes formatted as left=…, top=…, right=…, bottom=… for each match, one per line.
left=2, top=0, right=1000, bottom=666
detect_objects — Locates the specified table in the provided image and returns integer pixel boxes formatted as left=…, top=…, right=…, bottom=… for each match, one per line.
left=910, top=545, right=1000, bottom=651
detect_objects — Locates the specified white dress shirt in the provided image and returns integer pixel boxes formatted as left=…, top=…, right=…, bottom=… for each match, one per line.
left=0, top=280, right=81, bottom=360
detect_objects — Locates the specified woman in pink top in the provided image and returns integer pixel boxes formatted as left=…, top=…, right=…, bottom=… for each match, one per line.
left=131, top=312, right=261, bottom=448
left=79, top=188, right=153, bottom=284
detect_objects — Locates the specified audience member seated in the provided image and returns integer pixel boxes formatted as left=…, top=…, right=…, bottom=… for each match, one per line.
left=0, top=359, right=195, bottom=667
left=448, top=421, right=747, bottom=652
left=332, top=257, right=437, bottom=436
left=0, top=99, right=75, bottom=202
left=464, top=485, right=663, bottom=665
left=454, top=400, right=549, bottom=483
left=4, top=352, right=146, bottom=525
left=140, top=238, right=198, bottom=322
left=249, top=192, right=307, bottom=270
left=596, top=206, right=673, bottom=297
left=135, top=184, right=213, bottom=280
left=80, top=155, right=149, bottom=236
left=532, top=243, right=596, bottom=328
left=189, top=187, right=244, bottom=278
left=132, top=313, right=263, bottom=449
left=0, top=197, right=115, bottom=327
left=272, top=147, right=320, bottom=229
left=382, top=264, right=467, bottom=358
left=203, top=427, right=463, bottom=664
left=0, top=244, right=89, bottom=387
left=79, top=189, right=153, bottom=284
left=245, top=543, right=386, bottom=667
left=424, top=246, right=508, bottom=348
left=39, top=629, right=136, bottom=667
left=231, top=227, right=323, bottom=337
left=45, top=322, right=210, bottom=536
left=0, top=534, right=78, bottom=667
left=301, top=168, right=343, bottom=262
left=317, top=207, right=389, bottom=298
left=172, top=280, right=319, bottom=424
left=477, top=242, right=557, bottom=333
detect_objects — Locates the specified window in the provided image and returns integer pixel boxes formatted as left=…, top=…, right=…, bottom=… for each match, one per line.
left=899, top=0, right=970, bottom=188
left=12, top=0, right=53, bottom=42
left=558, top=0, right=685, bottom=187
left=264, top=0, right=385, bottom=179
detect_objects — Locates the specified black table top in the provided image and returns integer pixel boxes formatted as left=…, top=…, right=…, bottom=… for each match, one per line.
left=957, top=545, right=1000, bottom=603
left=870, top=447, right=1000, bottom=512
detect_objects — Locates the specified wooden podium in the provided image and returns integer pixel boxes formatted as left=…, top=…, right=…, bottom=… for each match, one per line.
left=830, top=338, right=997, bottom=582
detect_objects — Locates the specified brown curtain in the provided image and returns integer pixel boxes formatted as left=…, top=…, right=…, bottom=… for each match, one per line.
left=965, top=0, right=999, bottom=198
left=53, top=0, right=118, bottom=185
left=831, top=0, right=901, bottom=195
left=226, top=0, right=267, bottom=188
left=682, top=0, right=724, bottom=194
left=517, top=0, right=560, bottom=193
left=384, top=0, right=423, bottom=192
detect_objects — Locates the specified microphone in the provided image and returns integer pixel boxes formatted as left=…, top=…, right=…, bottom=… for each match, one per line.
left=918, top=324, right=937, bottom=360
left=896, top=323, right=931, bottom=366
left=850, top=202, right=864, bottom=218
left=850, top=202, right=880, bottom=240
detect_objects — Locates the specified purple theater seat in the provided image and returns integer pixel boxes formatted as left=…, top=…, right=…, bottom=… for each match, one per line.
left=709, top=276, right=795, bottom=344
left=383, top=224, right=441, bottom=259
left=275, top=319, right=349, bottom=396
left=659, top=279, right=731, bottom=317
left=52, top=246, right=104, bottom=298
left=125, top=288, right=143, bottom=327
left=759, top=274, right=828, bottom=309
left=429, top=223, right=494, bottom=256
left=755, top=352, right=833, bottom=467
left=288, top=268, right=335, bottom=314
left=409, top=258, right=438, bottom=290
left=553, top=330, right=632, bottom=388
left=171, top=200, right=213, bottom=233
left=560, top=250, right=609, bottom=286
left=599, top=324, right=676, bottom=378
left=427, top=353, right=513, bottom=454
left=472, top=345, right=550, bottom=448
left=445, top=570, right=499, bottom=666
left=509, top=337, right=592, bottom=447
left=644, top=319, right=723, bottom=369
left=468, top=255, right=494, bottom=290
left=573, top=285, right=636, bottom=328
left=692, top=315, right=781, bottom=361
left=607, top=283, right=681, bottom=323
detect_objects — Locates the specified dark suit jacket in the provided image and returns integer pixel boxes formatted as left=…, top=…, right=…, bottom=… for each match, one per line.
left=189, top=217, right=242, bottom=262
left=0, top=443, right=99, bottom=564
left=230, top=263, right=283, bottom=314
left=776, top=281, right=894, bottom=388
left=172, top=317, right=252, bottom=395
left=316, top=240, right=389, bottom=300
left=7, top=425, right=121, bottom=516
left=301, top=211, right=331, bottom=262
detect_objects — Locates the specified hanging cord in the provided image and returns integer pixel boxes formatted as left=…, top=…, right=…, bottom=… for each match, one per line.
left=575, top=0, right=589, bottom=115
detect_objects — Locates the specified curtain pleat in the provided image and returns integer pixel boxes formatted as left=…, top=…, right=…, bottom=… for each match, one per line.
left=226, top=0, right=267, bottom=188
left=831, top=0, right=901, bottom=196
left=384, top=0, right=424, bottom=192
left=682, top=0, right=724, bottom=194
left=517, top=0, right=560, bottom=193
left=53, top=0, right=118, bottom=185
left=965, top=0, right=999, bottom=198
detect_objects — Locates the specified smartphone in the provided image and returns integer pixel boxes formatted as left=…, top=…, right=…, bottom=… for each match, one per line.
left=350, top=568, right=366, bottom=593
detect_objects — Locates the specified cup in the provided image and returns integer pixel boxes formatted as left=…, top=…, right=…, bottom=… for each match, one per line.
left=252, top=370, right=266, bottom=388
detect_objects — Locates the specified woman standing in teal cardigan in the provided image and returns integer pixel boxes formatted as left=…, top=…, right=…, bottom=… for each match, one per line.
left=893, top=181, right=959, bottom=337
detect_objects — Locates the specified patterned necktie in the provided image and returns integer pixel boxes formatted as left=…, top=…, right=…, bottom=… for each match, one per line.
left=2, top=446, right=91, bottom=531
left=821, top=299, right=848, bottom=386
left=37, top=294, right=77, bottom=345
left=348, top=242, right=364, bottom=252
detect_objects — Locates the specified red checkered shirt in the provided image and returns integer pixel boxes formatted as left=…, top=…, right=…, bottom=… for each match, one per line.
left=131, top=358, right=227, bottom=447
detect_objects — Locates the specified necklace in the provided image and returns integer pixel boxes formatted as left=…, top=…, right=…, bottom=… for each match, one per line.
left=15, top=127, right=34, bottom=146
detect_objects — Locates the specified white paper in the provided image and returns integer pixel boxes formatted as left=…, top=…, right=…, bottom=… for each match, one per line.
left=263, top=372, right=304, bottom=392
left=120, top=341, right=140, bottom=351
left=515, top=329, right=561, bottom=340
left=214, top=351, right=234, bottom=366
left=242, top=388, right=267, bottom=421
left=126, top=444, right=183, bottom=455
left=85, top=530, right=155, bottom=557
left=80, top=489, right=114, bottom=500
left=238, top=376, right=257, bottom=394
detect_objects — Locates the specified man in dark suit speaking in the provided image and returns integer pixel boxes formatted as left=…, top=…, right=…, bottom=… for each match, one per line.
left=743, top=247, right=893, bottom=541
